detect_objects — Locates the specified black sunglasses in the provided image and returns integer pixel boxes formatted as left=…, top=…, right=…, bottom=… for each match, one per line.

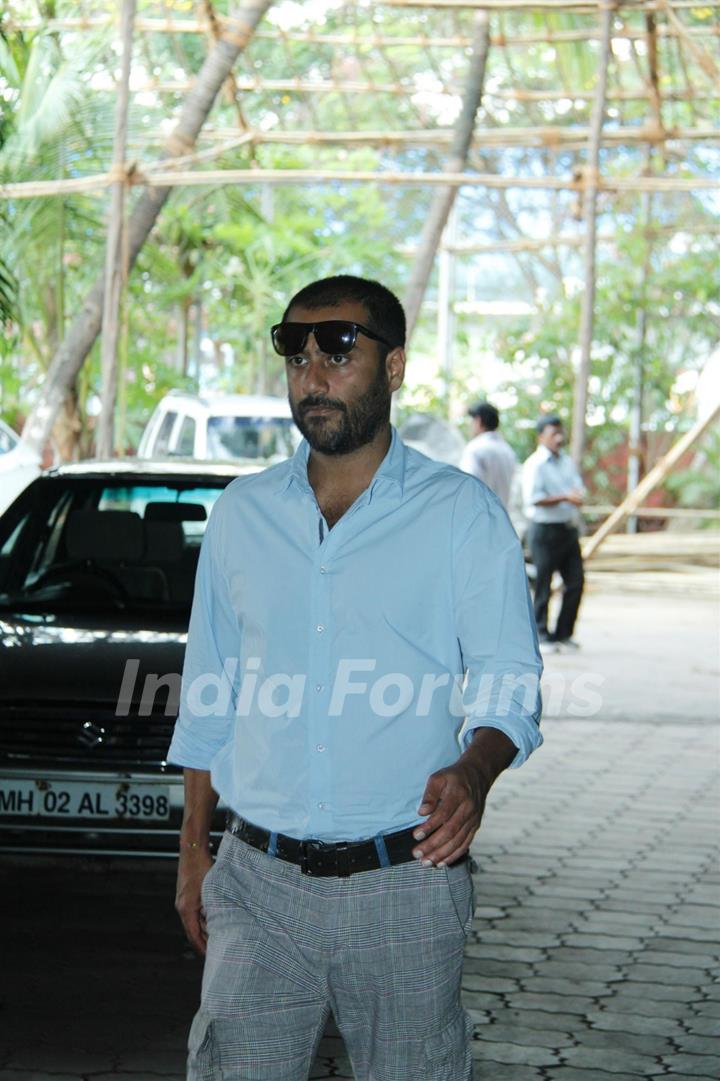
left=271, top=320, right=393, bottom=358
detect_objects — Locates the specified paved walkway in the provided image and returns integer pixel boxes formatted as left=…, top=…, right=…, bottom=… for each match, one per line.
left=1, top=576, right=718, bottom=1080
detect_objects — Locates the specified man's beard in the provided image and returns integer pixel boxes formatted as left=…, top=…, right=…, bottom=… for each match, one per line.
left=290, top=364, right=391, bottom=455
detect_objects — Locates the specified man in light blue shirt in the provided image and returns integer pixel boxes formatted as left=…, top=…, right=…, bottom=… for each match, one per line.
left=170, top=275, right=542, bottom=1081
left=522, top=414, right=586, bottom=648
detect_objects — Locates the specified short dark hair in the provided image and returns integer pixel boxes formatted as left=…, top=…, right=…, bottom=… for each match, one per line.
left=536, top=413, right=563, bottom=435
left=282, top=275, right=406, bottom=355
left=468, top=401, right=499, bottom=431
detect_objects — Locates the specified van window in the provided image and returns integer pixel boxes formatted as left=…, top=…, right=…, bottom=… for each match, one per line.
left=206, top=416, right=295, bottom=461
left=175, top=416, right=196, bottom=457
left=153, top=411, right=178, bottom=456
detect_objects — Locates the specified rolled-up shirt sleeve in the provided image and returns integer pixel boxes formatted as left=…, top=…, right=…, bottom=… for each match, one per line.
left=453, top=482, right=543, bottom=767
left=167, top=506, right=239, bottom=770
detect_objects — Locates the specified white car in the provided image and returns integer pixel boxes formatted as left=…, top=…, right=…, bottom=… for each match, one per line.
left=0, top=420, right=42, bottom=515
left=137, top=391, right=299, bottom=464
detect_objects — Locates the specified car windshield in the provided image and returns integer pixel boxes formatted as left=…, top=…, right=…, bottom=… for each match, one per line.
left=206, top=415, right=296, bottom=461
left=0, top=476, right=229, bottom=616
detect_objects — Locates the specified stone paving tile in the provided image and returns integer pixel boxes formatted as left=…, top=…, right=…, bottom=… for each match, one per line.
left=518, top=977, right=614, bottom=997
left=690, top=1000, right=720, bottom=1018
left=600, top=995, right=695, bottom=1019
left=470, top=1039, right=560, bottom=1066
left=465, top=958, right=538, bottom=979
left=472, top=1063, right=545, bottom=1080
left=659, top=1053, right=720, bottom=1077
left=471, top=1023, right=575, bottom=1049
left=638, top=936, right=715, bottom=955
left=464, top=943, right=546, bottom=962
left=560, top=1045, right=661, bottom=1073
left=674, top=1034, right=720, bottom=1054
left=560, top=932, right=646, bottom=950
left=580, top=1029, right=676, bottom=1056
left=583, top=1009, right=684, bottom=1036
left=471, top=929, right=561, bottom=947
left=623, top=963, right=715, bottom=984
left=476, top=1007, right=588, bottom=1032
left=504, top=992, right=600, bottom=1014
left=462, top=974, right=519, bottom=994
left=615, top=981, right=707, bottom=1007
left=686, top=1017, right=720, bottom=1036
left=545, top=1072, right=641, bottom=1081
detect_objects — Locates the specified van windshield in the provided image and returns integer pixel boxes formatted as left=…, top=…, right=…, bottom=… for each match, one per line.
left=207, top=415, right=297, bottom=461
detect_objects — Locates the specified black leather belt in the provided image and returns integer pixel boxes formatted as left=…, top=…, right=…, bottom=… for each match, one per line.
left=226, top=812, right=419, bottom=877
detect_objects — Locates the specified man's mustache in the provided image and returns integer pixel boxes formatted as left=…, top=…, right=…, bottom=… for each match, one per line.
left=299, top=396, right=348, bottom=415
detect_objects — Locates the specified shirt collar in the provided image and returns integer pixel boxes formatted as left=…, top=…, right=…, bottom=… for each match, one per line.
left=276, top=425, right=406, bottom=499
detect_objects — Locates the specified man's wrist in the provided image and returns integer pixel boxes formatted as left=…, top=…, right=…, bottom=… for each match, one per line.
left=464, top=727, right=517, bottom=788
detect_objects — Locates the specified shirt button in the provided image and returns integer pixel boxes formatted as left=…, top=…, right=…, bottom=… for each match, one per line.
left=316, top=624, right=325, bottom=633
left=316, top=744, right=325, bottom=753
left=318, top=802, right=327, bottom=810
left=315, top=684, right=324, bottom=693
left=320, top=565, right=327, bottom=574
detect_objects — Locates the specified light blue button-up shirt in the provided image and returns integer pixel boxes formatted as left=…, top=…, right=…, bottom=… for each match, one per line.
left=168, top=428, right=542, bottom=841
left=522, top=446, right=585, bottom=525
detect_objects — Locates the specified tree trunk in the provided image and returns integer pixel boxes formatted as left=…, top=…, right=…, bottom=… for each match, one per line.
left=403, top=11, right=490, bottom=342
left=22, top=0, right=272, bottom=454
left=569, top=4, right=614, bottom=467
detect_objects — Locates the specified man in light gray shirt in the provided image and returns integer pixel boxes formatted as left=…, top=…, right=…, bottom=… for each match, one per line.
left=522, top=415, right=585, bottom=648
left=460, top=401, right=517, bottom=509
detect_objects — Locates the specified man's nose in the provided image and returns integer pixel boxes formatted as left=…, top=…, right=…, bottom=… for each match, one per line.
left=300, top=343, right=331, bottom=394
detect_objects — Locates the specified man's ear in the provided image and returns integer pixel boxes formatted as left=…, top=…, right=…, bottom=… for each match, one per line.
left=386, top=347, right=406, bottom=392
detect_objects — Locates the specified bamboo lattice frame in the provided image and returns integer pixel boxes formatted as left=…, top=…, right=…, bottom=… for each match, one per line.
left=1, top=0, right=718, bottom=202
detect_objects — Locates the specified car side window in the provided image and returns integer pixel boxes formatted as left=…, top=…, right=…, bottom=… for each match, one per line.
left=174, top=416, right=196, bottom=457
left=153, top=411, right=178, bottom=456
left=0, top=427, right=16, bottom=454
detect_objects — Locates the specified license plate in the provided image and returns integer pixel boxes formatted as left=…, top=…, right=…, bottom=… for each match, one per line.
left=0, top=780, right=170, bottom=821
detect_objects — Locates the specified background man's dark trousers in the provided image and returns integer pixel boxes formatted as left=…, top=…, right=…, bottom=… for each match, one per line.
left=528, top=522, right=584, bottom=642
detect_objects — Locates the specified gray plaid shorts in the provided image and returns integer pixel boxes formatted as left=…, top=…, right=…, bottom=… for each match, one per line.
left=187, top=830, right=475, bottom=1080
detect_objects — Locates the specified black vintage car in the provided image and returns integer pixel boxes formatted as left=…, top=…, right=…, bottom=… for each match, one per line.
left=0, top=460, right=258, bottom=856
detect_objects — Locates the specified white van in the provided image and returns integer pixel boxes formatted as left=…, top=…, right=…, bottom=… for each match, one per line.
left=137, top=391, right=298, bottom=463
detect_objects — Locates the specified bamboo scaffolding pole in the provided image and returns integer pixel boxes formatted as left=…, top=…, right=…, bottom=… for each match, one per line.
left=402, top=224, right=720, bottom=254
left=585, top=505, right=720, bottom=519
left=571, top=3, right=614, bottom=468
left=96, top=79, right=720, bottom=102
left=385, top=0, right=720, bottom=8
left=193, top=125, right=717, bottom=148
left=96, top=0, right=135, bottom=460
left=5, top=17, right=718, bottom=46
left=583, top=400, right=720, bottom=559
left=2, top=169, right=718, bottom=201
left=657, top=0, right=720, bottom=81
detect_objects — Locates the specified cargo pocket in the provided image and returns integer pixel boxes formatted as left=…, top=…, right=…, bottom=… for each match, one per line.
left=423, top=1010, right=474, bottom=1080
left=188, top=1009, right=220, bottom=1080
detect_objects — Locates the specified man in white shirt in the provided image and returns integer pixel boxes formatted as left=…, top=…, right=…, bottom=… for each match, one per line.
left=522, top=415, right=585, bottom=648
left=460, top=401, right=517, bottom=509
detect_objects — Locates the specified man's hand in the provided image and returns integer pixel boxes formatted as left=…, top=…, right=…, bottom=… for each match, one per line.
left=175, top=846, right=214, bottom=956
left=413, top=728, right=517, bottom=867
left=565, top=488, right=584, bottom=506
left=412, top=761, right=488, bottom=867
